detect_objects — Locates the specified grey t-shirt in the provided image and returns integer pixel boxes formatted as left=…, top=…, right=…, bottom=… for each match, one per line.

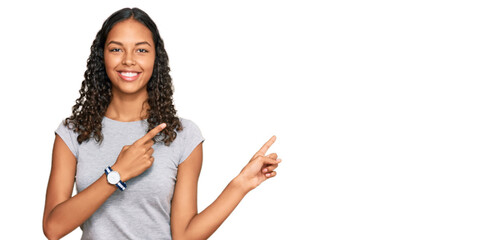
left=54, top=116, right=205, bottom=240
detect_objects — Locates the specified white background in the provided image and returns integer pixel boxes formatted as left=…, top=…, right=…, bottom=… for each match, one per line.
left=1, top=0, right=502, bottom=239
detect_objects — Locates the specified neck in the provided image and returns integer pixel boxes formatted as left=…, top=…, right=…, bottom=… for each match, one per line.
left=105, top=88, right=150, bottom=122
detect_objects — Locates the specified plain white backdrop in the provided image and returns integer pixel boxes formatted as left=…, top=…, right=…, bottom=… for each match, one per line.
left=1, top=0, right=502, bottom=239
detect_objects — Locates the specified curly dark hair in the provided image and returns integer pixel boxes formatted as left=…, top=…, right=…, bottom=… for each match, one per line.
left=64, top=7, right=183, bottom=146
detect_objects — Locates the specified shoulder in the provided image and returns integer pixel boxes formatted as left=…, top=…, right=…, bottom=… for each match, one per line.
left=54, top=118, right=80, bottom=158
left=55, top=118, right=80, bottom=139
left=176, top=117, right=203, bottom=137
left=55, top=118, right=73, bottom=131
left=178, top=117, right=199, bottom=128
left=174, top=117, right=205, bottom=165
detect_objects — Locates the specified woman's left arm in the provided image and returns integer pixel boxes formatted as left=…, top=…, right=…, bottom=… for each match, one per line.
left=171, top=136, right=281, bottom=240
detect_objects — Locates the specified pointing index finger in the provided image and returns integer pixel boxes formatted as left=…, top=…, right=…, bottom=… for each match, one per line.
left=256, top=135, right=276, bottom=156
left=137, top=123, right=166, bottom=144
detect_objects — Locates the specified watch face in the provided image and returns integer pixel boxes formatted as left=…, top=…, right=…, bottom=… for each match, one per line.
left=107, top=171, right=121, bottom=185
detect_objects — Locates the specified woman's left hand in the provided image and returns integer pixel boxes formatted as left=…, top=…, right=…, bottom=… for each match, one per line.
left=236, top=135, right=282, bottom=193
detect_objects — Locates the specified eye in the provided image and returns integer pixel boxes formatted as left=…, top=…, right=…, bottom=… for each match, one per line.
left=110, top=48, right=121, bottom=52
left=138, top=49, right=148, bottom=53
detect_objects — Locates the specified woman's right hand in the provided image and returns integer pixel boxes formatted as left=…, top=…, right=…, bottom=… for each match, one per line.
left=112, top=123, right=167, bottom=182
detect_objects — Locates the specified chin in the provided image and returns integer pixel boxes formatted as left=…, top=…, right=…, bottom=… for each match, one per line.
left=114, top=84, right=148, bottom=95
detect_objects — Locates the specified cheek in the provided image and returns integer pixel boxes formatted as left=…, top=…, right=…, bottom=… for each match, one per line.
left=147, top=55, right=156, bottom=70
left=104, top=54, right=120, bottom=71
left=140, top=57, right=156, bottom=75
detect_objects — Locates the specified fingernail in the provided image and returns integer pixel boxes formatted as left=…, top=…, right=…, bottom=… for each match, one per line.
left=161, top=123, right=166, bottom=128
left=277, top=158, right=282, bottom=162
left=263, top=168, right=268, bottom=172
left=266, top=173, right=271, bottom=177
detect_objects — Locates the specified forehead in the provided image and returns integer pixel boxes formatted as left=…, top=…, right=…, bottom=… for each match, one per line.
left=106, top=19, right=153, bottom=44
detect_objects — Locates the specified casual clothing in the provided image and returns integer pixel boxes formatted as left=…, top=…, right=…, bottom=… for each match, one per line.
left=55, top=116, right=205, bottom=240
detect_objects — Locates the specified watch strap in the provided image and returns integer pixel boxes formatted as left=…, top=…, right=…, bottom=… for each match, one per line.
left=104, top=166, right=127, bottom=191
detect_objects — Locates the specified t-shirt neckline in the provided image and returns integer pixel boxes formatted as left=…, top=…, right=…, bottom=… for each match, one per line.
left=103, top=116, right=147, bottom=124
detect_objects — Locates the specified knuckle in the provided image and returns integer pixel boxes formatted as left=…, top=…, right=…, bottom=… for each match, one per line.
left=145, top=158, right=154, bottom=166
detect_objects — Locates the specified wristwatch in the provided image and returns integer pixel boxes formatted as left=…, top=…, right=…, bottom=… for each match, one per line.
left=104, top=166, right=127, bottom=191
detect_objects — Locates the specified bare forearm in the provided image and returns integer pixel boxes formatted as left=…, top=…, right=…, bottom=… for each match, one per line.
left=183, top=177, right=249, bottom=240
left=44, top=174, right=116, bottom=239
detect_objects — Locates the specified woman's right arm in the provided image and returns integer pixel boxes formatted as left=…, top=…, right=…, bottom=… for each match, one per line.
left=42, top=134, right=117, bottom=240
left=42, top=123, right=166, bottom=240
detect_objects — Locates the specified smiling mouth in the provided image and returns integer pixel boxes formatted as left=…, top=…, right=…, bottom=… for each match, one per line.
left=117, top=71, right=141, bottom=81
left=120, top=72, right=138, bottom=77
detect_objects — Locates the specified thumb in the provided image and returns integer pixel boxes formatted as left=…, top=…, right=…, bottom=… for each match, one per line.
left=266, top=153, right=278, bottom=160
left=261, top=155, right=281, bottom=165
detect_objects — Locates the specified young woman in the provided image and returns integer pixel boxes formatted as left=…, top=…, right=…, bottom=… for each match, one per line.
left=42, top=7, right=282, bottom=240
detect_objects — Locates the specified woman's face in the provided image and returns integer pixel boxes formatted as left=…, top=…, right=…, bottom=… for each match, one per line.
left=104, top=18, right=156, bottom=95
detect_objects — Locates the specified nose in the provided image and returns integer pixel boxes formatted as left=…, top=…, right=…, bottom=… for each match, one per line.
left=122, top=52, right=136, bottom=66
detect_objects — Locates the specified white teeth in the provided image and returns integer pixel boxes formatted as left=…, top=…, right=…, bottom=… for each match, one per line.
left=120, top=72, right=138, bottom=77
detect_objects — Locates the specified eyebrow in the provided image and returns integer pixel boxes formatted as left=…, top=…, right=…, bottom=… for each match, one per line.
left=107, top=41, right=152, bottom=47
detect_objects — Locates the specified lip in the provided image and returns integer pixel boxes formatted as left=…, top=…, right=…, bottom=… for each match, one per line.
left=117, top=71, right=141, bottom=82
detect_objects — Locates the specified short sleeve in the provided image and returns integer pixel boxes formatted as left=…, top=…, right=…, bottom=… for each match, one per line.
left=178, top=118, right=205, bottom=165
left=54, top=119, right=80, bottom=158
